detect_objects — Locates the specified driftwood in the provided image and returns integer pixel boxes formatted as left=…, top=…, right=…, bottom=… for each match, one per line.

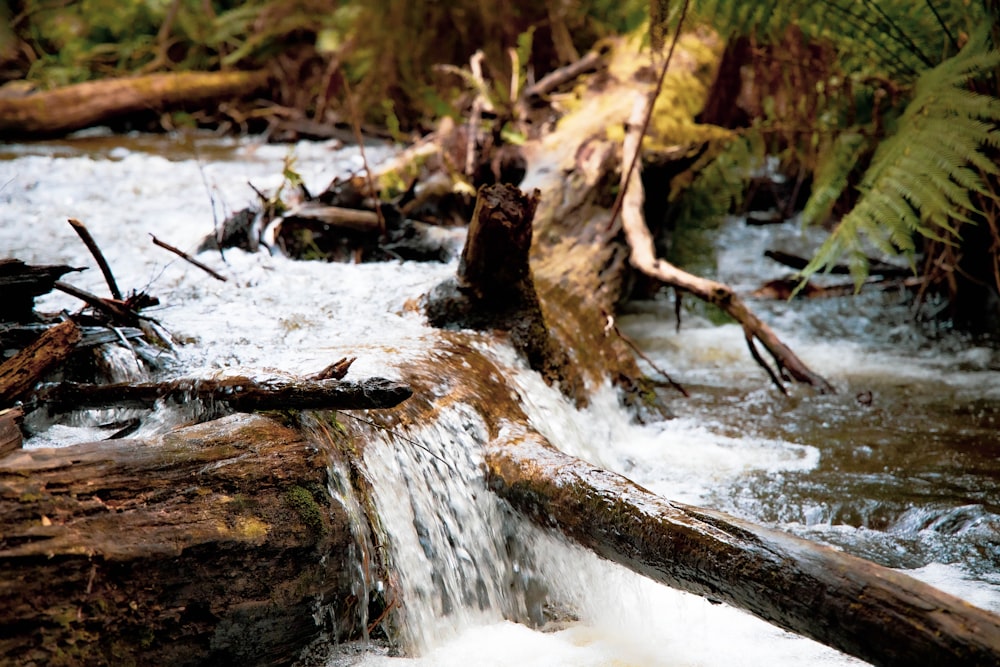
left=0, top=70, right=271, bottom=138
left=0, top=320, right=81, bottom=406
left=484, top=429, right=1000, bottom=667
left=36, top=376, right=412, bottom=413
left=617, top=95, right=834, bottom=394
left=0, top=413, right=360, bottom=666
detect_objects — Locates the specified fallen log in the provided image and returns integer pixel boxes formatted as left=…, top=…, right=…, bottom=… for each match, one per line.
left=0, top=413, right=361, bottom=666
left=35, top=376, right=412, bottom=413
left=0, top=70, right=271, bottom=138
left=0, top=319, right=81, bottom=406
left=484, top=428, right=1000, bottom=667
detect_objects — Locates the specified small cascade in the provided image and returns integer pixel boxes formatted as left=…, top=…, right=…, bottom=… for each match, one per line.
left=358, top=402, right=544, bottom=654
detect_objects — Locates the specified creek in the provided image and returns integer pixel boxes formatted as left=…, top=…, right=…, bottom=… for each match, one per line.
left=2, top=133, right=999, bottom=666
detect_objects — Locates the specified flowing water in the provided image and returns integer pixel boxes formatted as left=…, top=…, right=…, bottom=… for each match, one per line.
left=2, top=133, right=999, bottom=666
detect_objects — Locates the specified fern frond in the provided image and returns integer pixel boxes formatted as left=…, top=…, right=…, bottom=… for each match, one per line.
left=800, top=28, right=1000, bottom=288
left=801, top=131, right=869, bottom=226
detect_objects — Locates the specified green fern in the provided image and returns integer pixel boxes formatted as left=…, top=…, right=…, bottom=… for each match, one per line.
left=686, top=0, right=987, bottom=82
left=800, top=28, right=1000, bottom=287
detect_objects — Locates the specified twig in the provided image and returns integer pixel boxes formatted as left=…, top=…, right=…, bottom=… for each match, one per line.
left=150, top=234, right=227, bottom=282
left=341, top=76, right=386, bottom=238
left=522, top=49, right=604, bottom=99
left=54, top=281, right=138, bottom=324
left=605, top=0, right=692, bottom=235
left=68, top=218, right=122, bottom=300
left=603, top=310, right=688, bottom=397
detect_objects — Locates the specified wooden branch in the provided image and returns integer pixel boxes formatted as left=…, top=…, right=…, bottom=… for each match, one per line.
left=150, top=234, right=228, bottom=282
left=68, top=218, right=123, bottom=300
left=54, top=280, right=140, bottom=326
left=522, top=49, right=605, bottom=100
left=0, top=320, right=81, bottom=406
left=36, top=376, right=412, bottom=413
left=0, top=414, right=361, bottom=665
left=0, top=70, right=271, bottom=138
left=618, top=95, right=834, bottom=393
left=485, top=430, right=1000, bottom=667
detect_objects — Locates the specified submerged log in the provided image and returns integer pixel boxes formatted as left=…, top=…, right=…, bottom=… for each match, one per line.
left=36, top=376, right=412, bottom=413
left=485, top=430, right=1000, bottom=667
left=0, top=414, right=360, bottom=666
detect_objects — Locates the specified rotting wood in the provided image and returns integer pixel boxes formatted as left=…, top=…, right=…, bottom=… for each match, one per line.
left=0, top=70, right=271, bottom=138
left=424, top=183, right=586, bottom=401
left=617, top=94, right=834, bottom=394
left=0, top=407, right=23, bottom=458
left=35, top=375, right=412, bottom=413
left=0, top=319, right=81, bottom=407
left=0, top=413, right=361, bottom=666
left=484, top=428, right=1000, bottom=667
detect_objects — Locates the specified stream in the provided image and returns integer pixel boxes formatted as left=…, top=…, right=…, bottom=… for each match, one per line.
left=2, top=133, right=999, bottom=666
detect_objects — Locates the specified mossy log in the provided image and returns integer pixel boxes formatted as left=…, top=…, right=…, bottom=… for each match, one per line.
left=0, top=413, right=358, bottom=666
left=0, top=71, right=270, bottom=138
left=484, top=430, right=1000, bottom=667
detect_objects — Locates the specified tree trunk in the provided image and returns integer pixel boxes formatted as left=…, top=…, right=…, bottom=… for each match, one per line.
left=484, top=430, right=1000, bottom=667
left=0, top=413, right=359, bottom=667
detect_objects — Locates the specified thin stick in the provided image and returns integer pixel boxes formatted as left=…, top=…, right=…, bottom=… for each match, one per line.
left=603, top=310, right=688, bottom=397
left=604, top=0, right=692, bottom=235
left=150, top=234, right=227, bottom=282
left=341, top=76, right=386, bottom=238
left=336, top=411, right=455, bottom=473
left=68, top=218, right=122, bottom=300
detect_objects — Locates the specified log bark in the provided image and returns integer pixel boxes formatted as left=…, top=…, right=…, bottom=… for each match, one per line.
left=0, top=407, right=23, bottom=458
left=0, top=413, right=360, bottom=666
left=0, top=319, right=81, bottom=406
left=424, top=184, right=585, bottom=401
left=36, top=376, right=412, bottom=413
left=0, top=70, right=271, bottom=138
left=484, top=430, right=1000, bottom=667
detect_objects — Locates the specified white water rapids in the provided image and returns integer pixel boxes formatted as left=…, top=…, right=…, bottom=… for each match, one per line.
left=3, top=133, right=999, bottom=666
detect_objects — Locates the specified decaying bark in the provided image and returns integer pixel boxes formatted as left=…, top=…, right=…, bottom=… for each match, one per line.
left=0, top=413, right=360, bottom=666
left=0, top=319, right=81, bottom=406
left=424, top=183, right=585, bottom=401
left=0, top=70, right=270, bottom=138
left=36, top=376, right=412, bottom=413
left=485, top=429, right=1000, bottom=667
